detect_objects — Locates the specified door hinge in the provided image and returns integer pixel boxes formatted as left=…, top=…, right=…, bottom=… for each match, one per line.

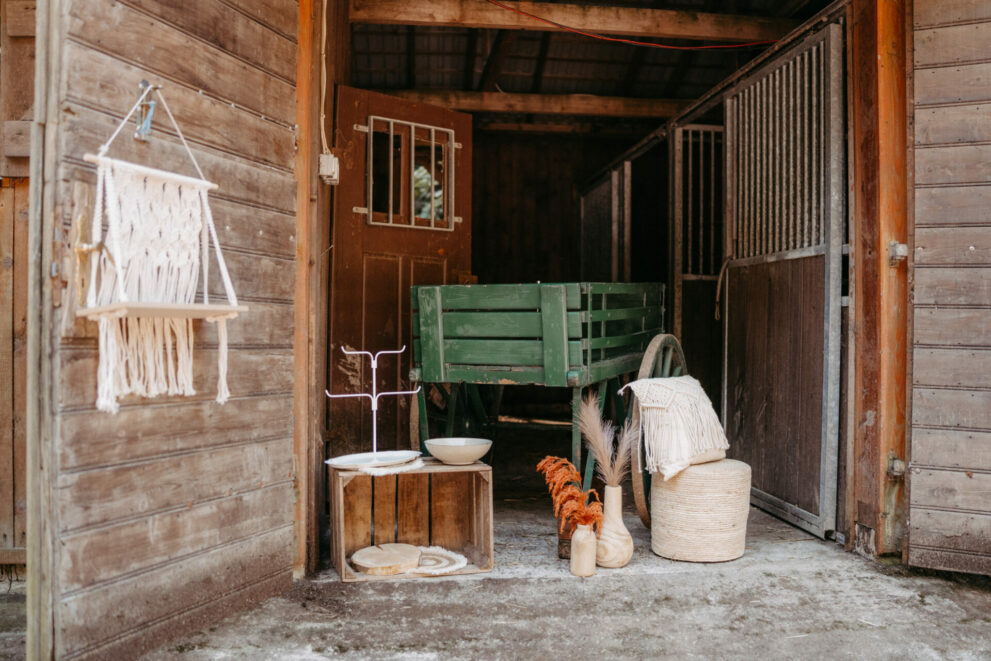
left=886, top=452, right=906, bottom=479
left=888, top=240, right=909, bottom=266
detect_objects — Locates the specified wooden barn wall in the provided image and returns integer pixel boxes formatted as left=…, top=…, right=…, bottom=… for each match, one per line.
left=472, top=132, right=634, bottom=285
left=908, top=0, right=991, bottom=574
left=40, top=1, right=299, bottom=656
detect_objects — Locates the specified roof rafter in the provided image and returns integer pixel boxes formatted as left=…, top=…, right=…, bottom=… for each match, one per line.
left=381, top=90, right=691, bottom=118
left=350, top=0, right=796, bottom=43
left=478, top=30, right=514, bottom=91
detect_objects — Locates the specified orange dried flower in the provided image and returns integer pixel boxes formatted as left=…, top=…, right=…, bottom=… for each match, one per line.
left=536, top=455, right=604, bottom=534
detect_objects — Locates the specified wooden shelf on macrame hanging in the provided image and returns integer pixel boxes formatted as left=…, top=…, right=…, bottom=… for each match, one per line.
left=76, top=302, right=248, bottom=321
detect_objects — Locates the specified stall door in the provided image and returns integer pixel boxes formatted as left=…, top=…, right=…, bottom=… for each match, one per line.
left=721, top=23, right=845, bottom=538
left=671, top=125, right=723, bottom=412
left=907, top=2, right=991, bottom=576
left=580, top=162, right=631, bottom=282
left=328, top=87, right=472, bottom=456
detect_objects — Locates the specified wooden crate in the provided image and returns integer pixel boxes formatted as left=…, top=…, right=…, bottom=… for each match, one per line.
left=328, top=458, right=493, bottom=582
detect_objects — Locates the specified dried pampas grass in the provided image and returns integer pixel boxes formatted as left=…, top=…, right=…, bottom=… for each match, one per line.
left=579, top=392, right=636, bottom=487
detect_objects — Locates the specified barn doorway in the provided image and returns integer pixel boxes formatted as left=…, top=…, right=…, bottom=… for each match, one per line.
left=318, top=0, right=859, bottom=568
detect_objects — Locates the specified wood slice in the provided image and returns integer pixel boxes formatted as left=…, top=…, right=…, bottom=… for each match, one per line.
left=350, top=543, right=422, bottom=575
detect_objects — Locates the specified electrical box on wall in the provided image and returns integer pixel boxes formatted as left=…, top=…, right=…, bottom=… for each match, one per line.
left=319, top=152, right=339, bottom=185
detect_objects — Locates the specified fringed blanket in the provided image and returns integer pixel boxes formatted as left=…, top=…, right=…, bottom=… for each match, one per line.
left=621, top=376, right=729, bottom=480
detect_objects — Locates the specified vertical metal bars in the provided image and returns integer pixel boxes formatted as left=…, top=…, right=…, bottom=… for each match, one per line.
left=364, top=115, right=457, bottom=231
left=674, top=126, right=724, bottom=278
left=724, top=34, right=833, bottom=259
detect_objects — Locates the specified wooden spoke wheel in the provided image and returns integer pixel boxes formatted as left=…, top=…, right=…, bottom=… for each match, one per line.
left=630, top=334, right=688, bottom=528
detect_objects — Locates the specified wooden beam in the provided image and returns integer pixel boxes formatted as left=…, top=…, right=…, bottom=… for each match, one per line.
left=478, top=30, right=513, bottom=91
left=382, top=90, right=690, bottom=118
left=350, top=0, right=796, bottom=43
left=530, top=33, right=551, bottom=93
left=4, top=1, right=35, bottom=37
left=0, top=547, right=26, bottom=565
left=850, top=0, right=908, bottom=557
left=3, top=120, right=31, bottom=158
left=462, top=30, right=478, bottom=90
left=477, top=121, right=650, bottom=136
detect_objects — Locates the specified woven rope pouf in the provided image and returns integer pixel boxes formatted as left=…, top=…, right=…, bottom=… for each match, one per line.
left=650, top=458, right=752, bottom=562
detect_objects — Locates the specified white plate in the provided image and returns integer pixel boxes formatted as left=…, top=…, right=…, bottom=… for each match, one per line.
left=325, top=450, right=421, bottom=469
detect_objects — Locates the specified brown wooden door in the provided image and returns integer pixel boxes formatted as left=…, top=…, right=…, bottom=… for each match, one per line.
left=328, top=87, right=472, bottom=456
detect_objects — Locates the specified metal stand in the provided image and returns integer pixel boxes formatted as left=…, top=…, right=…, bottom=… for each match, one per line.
left=326, top=346, right=420, bottom=454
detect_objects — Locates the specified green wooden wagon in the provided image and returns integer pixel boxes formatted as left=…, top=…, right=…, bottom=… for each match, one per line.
left=409, top=281, right=669, bottom=497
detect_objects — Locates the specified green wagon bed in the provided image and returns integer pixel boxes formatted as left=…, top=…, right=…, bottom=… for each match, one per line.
left=410, top=281, right=665, bottom=490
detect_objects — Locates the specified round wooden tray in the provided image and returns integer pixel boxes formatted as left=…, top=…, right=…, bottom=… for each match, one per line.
left=325, top=450, right=421, bottom=470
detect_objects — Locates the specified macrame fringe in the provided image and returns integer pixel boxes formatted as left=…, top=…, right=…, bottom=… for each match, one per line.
left=215, top=318, right=230, bottom=405
left=624, top=376, right=729, bottom=481
left=96, top=316, right=197, bottom=413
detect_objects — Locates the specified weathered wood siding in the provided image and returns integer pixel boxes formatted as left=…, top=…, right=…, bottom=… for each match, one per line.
left=43, top=1, right=298, bottom=656
left=909, top=0, right=991, bottom=575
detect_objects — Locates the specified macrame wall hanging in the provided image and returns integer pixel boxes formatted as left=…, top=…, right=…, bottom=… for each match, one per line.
left=77, top=83, right=246, bottom=413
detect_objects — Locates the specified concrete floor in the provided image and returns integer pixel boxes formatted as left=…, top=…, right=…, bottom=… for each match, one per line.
left=2, top=430, right=990, bottom=659
left=134, top=500, right=991, bottom=661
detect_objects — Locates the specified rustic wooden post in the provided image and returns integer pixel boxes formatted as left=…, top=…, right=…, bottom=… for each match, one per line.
left=849, top=0, right=909, bottom=557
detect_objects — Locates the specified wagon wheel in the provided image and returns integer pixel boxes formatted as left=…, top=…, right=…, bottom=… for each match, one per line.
left=630, top=334, right=688, bottom=528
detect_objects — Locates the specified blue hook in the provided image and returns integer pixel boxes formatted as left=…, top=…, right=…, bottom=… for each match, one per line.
left=134, top=81, right=156, bottom=141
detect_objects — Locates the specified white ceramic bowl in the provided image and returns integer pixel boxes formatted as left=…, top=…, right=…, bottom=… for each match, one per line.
left=424, top=437, right=492, bottom=465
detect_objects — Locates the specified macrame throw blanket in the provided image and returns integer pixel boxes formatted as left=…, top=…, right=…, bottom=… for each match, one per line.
left=88, top=157, right=237, bottom=413
left=622, top=375, right=729, bottom=481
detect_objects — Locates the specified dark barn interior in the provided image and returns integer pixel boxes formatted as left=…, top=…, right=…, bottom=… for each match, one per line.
left=335, top=0, right=842, bottom=529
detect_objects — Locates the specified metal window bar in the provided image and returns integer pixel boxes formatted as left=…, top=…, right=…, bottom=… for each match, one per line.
left=724, top=31, right=833, bottom=259
left=364, top=115, right=458, bottom=231
left=677, top=125, right=723, bottom=277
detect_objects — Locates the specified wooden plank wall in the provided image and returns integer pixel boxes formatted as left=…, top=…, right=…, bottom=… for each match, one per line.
left=42, top=1, right=299, bottom=656
left=472, top=132, right=633, bottom=285
left=0, top=178, right=27, bottom=569
left=909, top=0, right=991, bottom=575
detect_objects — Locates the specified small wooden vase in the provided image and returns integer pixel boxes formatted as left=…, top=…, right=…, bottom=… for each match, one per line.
left=596, top=485, right=634, bottom=568
left=570, top=524, right=596, bottom=577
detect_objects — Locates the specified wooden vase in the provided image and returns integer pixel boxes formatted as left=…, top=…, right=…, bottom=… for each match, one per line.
left=569, top=524, right=596, bottom=577
left=596, top=485, right=634, bottom=568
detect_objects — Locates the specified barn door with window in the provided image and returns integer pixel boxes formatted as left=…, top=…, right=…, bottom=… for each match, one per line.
left=722, top=23, right=845, bottom=538
left=671, top=125, right=723, bottom=411
left=328, top=87, right=472, bottom=456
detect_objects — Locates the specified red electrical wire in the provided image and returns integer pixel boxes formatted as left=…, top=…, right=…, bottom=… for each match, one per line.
left=483, top=0, right=778, bottom=50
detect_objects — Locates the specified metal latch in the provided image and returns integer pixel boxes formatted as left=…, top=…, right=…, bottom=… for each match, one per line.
left=888, top=240, right=909, bottom=266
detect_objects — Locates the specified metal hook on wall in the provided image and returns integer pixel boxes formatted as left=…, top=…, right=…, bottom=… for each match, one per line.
left=133, top=80, right=160, bottom=141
